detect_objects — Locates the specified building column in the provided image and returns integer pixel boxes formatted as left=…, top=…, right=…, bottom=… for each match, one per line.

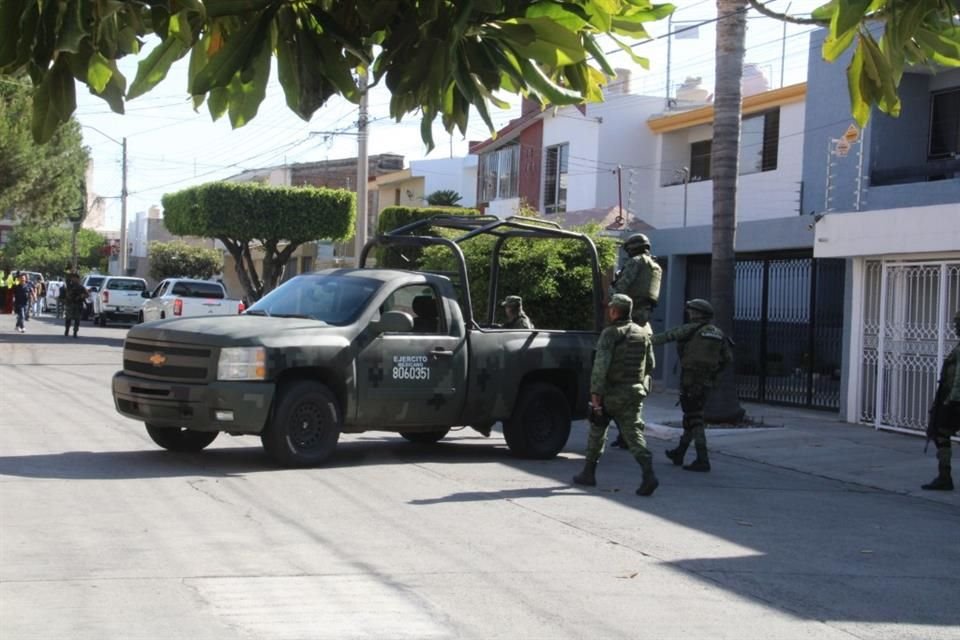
left=655, top=253, right=687, bottom=390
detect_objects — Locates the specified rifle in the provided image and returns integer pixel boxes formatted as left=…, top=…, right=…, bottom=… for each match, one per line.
left=588, top=404, right=611, bottom=431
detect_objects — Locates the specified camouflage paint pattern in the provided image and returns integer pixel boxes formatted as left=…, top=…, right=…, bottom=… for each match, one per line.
left=610, top=253, right=661, bottom=325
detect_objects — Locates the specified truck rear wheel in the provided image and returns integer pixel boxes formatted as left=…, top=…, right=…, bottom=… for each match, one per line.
left=145, top=424, right=219, bottom=452
left=503, top=382, right=571, bottom=459
left=400, top=428, right=450, bottom=444
left=261, top=380, right=341, bottom=467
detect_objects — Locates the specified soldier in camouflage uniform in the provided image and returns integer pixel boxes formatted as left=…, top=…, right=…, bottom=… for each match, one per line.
left=652, top=299, right=732, bottom=472
left=572, top=293, right=659, bottom=496
left=60, top=272, right=89, bottom=338
left=610, top=233, right=662, bottom=327
left=922, top=309, right=960, bottom=491
left=501, top=295, right=534, bottom=329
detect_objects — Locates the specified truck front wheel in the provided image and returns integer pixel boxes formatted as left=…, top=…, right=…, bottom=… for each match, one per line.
left=503, top=383, right=571, bottom=459
left=261, top=380, right=341, bottom=467
left=146, top=424, right=219, bottom=452
left=400, top=428, right=450, bottom=444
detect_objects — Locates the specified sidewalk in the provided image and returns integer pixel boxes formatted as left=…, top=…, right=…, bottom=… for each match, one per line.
left=638, top=390, right=959, bottom=506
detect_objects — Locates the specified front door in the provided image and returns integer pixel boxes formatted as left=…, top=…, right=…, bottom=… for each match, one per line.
left=357, top=284, right=467, bottom=427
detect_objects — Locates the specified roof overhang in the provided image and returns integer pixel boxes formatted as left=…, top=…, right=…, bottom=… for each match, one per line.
left=647, top=83, right=807, bottom=133
left=813, top=203, right=960, bottom=258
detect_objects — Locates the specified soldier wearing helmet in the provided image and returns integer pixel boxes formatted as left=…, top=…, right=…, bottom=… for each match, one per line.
left=572, top=293, right=659, bottom=496
left=922, top=309, right=960, bottom=491
left=610, top=233, right=662, bottom=327
left=651, top=298, right=733, bottom=472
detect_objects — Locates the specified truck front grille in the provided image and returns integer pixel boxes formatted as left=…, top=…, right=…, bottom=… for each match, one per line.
left=123, top=339, right=212, bottom=382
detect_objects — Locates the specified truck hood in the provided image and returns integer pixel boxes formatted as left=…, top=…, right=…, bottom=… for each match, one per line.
left=128, top=315, right=352, bottom=348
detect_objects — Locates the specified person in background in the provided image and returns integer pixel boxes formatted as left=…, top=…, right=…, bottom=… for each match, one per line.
left=500, top=295, right=534, bottom=329
left=12, top=273, right=30, bottom=333
left=923, top=309, right=960, bottom=491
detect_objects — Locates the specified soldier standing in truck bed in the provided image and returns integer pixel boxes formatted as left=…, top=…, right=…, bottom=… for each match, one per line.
left=652, top=299, right=733, bottom=472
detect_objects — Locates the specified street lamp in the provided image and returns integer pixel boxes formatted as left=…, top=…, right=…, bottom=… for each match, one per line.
left=82, top=125, right=128, bottom=274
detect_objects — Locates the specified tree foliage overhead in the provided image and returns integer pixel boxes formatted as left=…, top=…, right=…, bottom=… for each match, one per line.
left=162, top=181, right=354, bottom=301
left=148, top=240, right=223, bottom=282
left=1, top=224, right=106, bottom=277
left=0, top=78, right=88, bottom=224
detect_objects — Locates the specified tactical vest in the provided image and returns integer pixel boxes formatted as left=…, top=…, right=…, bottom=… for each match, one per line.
left=608, top=322, right=650, bottom=386
left=626, top=255, right=662, bottom=306
left=679, top=323, right=726, bottom=373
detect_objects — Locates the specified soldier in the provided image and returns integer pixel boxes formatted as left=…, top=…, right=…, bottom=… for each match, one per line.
left=652, top=299, right=732, bottom=472
left=60, top=272, right=89, bottom=338
left=572, top=293, right=659, bottom=496
left=922, top=309, right=960, bottom=491
left=501, top=295, right=534, bottom=329
left=610, top=233, right=662, bottom=327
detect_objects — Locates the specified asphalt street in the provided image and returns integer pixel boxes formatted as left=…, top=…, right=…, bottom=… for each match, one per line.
left=1, top=314, right=958, bottom=640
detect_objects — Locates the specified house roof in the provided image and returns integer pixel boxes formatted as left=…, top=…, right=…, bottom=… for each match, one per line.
left=647, top=83, right=806, bottom=133
left=469, top=109, right=548, bottom=155
left=373, top=168, right=413, bottom=186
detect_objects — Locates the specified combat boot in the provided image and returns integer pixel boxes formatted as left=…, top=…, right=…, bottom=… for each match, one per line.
left=665, top=446, right=686, bottom=466
left=573, top=460, right=598, bottom=487
left=636, top=471, right=659, bottom=496
left=921, top=466, right=953, bottom=491
left=683, top=459, right=711, bottom=472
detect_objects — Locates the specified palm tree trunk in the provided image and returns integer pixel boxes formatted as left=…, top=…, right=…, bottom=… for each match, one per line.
left=705, top=0, right=747, bottom=423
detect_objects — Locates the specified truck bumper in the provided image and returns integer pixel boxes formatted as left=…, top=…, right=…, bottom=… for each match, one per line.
left=112, top=372, right=275, bottom=434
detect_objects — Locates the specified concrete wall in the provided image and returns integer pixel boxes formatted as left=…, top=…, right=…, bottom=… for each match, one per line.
left=540, top=108, right=601, bottom=212
left=410, top=156, right=478, bottom=207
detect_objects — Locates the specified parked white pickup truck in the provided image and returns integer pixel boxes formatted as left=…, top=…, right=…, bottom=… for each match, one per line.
left=93, top=276, right=149, bottom=326
left=139, top=278, right=244, bottom=323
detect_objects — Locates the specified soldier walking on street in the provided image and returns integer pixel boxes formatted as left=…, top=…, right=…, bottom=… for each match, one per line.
left=652, top=299, right=733, bottom=472
left=572, top=294, right=659, bottom=496
left=922, top=309, right=960, bottom=491
left=60, top=272, right=89, bottom=338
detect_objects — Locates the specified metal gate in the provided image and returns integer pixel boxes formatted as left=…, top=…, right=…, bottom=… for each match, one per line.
left=687, top=255, right=845, bottom=409
left=859, top=260, right=960, bottom=433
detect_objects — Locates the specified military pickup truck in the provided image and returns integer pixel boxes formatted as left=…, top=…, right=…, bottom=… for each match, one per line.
left=112, top=216, right=604, bottom=467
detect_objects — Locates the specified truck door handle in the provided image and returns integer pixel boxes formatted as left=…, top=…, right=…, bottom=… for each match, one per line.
left=430, top=347, right=454, bottom=359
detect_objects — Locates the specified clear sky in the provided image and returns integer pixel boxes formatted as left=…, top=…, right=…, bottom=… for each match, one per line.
left=76, top=0, right=825, bottom=228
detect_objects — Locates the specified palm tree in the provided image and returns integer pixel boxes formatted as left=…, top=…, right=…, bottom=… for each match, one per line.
left=425, top=189, right=463, bottom=206
left=705, top=0, right=747, bottom=423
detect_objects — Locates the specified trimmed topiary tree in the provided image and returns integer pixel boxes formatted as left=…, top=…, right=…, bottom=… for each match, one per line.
left=163, top=182, right=354, bottom=301
left=375, top=205, right=480, bottom=269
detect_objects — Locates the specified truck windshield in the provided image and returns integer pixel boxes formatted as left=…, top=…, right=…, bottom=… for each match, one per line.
left=245, top=274, right=381, bottom=325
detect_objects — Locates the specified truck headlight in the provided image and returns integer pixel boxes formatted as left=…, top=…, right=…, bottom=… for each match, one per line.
left=217, top=347, right=267, bottom=380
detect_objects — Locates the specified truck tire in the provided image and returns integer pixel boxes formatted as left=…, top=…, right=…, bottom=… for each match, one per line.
left=400, top=428, right=450, bottom=444
left=261, top=380, right=341, bottom=467
left=503, top=382, right=571, bottom=459
left=145, top=424, right=219, bottom=452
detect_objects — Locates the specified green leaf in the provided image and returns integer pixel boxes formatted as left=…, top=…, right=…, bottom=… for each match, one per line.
left=832, top=0, right=871, bottom=40
left=609, top=33, right=649, bottom=69
left=497, top=17, right=586, bottom=66
left=861, top=33, right=899, bottom=116
left=822, top=23, right=857, bottom=61
left=128, top=36, right=188, bottom=99
left=55, top=0, right=88, bottom=53
left=190, top=8, right=274, bottom=94
left=0, top=0, right=27, bottom=68
left=32, top=58, right=76, bottom=143
left=525, top=2, right=588, bottom=31
left=86, top=51, right=113, bottom=93
left=915, top=27, right=960, bottom=67
left=845, top=42, right=870, bottom=126
left=208, top=86, right=228, bottom=120
left=516, top=55, right=583, bottom=105
left=93, top=69, right=126, bottom=114
left=811, top=0, right=837, bottom=21
left=227, top=28, right=271, bottom=128
left=582, top=33, right=616, bottom=77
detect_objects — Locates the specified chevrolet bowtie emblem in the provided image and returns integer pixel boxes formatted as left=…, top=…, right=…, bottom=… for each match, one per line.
left=149, top=352, right=167, bottom=367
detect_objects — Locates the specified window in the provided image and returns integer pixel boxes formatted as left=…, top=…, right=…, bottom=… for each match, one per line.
left=686, top=108, right=780, bottom=182
left=543, top=143, right=569, bottom=214
left=394, top=188, right=401, bottom=205
left=171, top=281, right=225, bottom=298
left=106, top=278, right=146, bottom=291
left=246, top=274, right=381, bottom=325
left=300, top=256, right=314, bottom=274
left=929, top=88, right=960, bottom=159
left=282, top=258, right=298, bottom=282
left=381, top=285, right=443, bottom=333
left=478, top=144, right=520, bottom=202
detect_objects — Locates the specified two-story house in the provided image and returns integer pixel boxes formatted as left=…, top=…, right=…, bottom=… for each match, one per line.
left=803, top=30, right=960, bottom=435
left=373, top=156, right=478, bottom=215
left=643, top=82, right=848, bottom=412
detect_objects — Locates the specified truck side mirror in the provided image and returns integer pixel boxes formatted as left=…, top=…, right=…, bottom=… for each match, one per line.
left=378, top=310, right=414, bottom=334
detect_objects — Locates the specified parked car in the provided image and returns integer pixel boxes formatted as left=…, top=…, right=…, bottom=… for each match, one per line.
left=140, top=278, right=244, bottom=323
left=92, top=276, right=148, bottom=326
left=80, top=274, right=106, bottom=320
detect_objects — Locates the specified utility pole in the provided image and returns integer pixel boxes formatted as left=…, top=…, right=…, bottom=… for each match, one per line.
left=355, top=71, right=369, bottom=267
left=615, top=165, right=624, bottom=226
left=120, top=137, right=129, bottom=274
